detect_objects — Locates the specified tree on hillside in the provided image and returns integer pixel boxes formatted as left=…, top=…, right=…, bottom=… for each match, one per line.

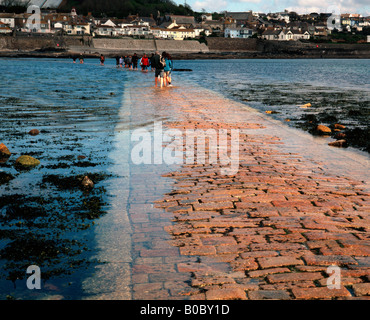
left=59, top=0, right=194, bottom=18
left=0, top=0, right=26, bottom=13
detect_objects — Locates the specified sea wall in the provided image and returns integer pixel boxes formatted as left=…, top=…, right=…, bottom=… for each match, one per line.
left=0, top=34, right=92, bottom=50
left=0, top=35, right=56, bottom=50
left=92, top=39, right=156, bottom=52
left=92, top=38, right=209, bottom=53
left=261, top=40, right=370, bottom=57
left=0, top=34, right=369, bottom=58
left=206, top=38, right=260, bottom=52
left=155, top=40, right=209, bottom=53
left=205, top=37, right=370, bottom=57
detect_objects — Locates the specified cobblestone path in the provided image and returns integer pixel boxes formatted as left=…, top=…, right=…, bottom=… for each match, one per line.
left=128, top=82, right=369, bottom=300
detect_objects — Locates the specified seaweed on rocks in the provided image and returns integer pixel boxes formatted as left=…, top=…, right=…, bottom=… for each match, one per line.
left=0, top=172, right=14, bottom=185
left=344, top=127, right=370, bottom=153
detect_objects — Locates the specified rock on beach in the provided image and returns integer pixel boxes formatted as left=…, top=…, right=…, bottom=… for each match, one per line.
left=15, top=155, right=40, bottom=167
left=28, top=129, right=40, bottom=136
left=334, top=124, right=346, bottom=130
left=335, top=132, right=346, bottom=140
left=81, top=176, right=94, bottom=189
left=316, top=125, right=331, bottom=135
left=328, top=140, right=348, bottom=148
left=0, top=143, right=11, bottom=157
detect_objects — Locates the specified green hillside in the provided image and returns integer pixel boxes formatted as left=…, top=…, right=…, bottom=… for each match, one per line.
left=59, top=0, right=194, bottom=19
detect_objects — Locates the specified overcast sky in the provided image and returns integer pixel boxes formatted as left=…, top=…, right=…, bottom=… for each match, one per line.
left=174, top=0, right=369, bottom=15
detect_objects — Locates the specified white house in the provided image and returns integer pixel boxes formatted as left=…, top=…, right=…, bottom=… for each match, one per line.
left=262, top=29, right=310, bottom=41
left=0, top=21, right=12, bottom=34
left=277, top=12, right=290, bottom=23
left=95, top=25, right=116, bottom=36
left=64, top=22, right=90, bottom=35
left=285, top=30, right=310, bottom=40
left=261, top=29, right=282, bottom=40
left=225, top=27, right=254, bottom=38
left=0, top=14, right=15, bottom=28
left=151, top=26, right=196, bottom=40
left=117, top=25, right=151, bottom=37
left=101, top=19, right=117, bottom=27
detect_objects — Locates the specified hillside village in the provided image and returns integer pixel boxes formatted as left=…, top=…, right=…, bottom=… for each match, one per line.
left=0, top=4, right=370, bottom=43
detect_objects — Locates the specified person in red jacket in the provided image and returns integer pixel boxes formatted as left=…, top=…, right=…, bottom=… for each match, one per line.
left=140, top=53, right=150, bottom=72
left=100, top=54, right=105, bottom=66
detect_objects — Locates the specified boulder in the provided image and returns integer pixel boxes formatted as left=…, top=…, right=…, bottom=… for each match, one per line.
left=28, top=129, right=40, bottom=136
left=335, top=132, right=346, bottom=140
left=316, top=125, right=331, bottom=135
left=15, top=155, right=40, bottom=168
left=334, top=124, right=346, bottom=130
left=328, top=140, right=348, bottom=148
left=0, top=143, right=11, bottom=157
left=81, top=176, right=94, bottom=189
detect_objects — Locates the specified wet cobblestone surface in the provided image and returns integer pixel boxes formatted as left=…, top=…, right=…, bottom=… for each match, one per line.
left=127, top=79, right=369, bottom=300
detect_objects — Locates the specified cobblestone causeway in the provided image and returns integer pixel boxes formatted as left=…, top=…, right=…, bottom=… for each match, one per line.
left=127, top=81, right=369, bottom=300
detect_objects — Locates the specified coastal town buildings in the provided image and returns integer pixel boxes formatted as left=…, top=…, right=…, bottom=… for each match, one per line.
left=0, top=5, right=368, bottom=42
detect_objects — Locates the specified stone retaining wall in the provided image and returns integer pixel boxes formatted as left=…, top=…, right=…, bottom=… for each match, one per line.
left=155, top=40, right=209, bottom=53
left=206, top=38, right=260, bottom=52
left=93, top=39, right=156, bottom=51
left=92, top=38, right=208, bottom=53
left=0, top=35, right=57, bottom=50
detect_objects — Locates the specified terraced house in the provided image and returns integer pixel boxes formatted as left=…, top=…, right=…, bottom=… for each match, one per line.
left=151, top=26, right=195, bottom=40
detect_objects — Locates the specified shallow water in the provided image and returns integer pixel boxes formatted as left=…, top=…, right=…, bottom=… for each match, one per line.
left=0, top=58, right=127, bottom=299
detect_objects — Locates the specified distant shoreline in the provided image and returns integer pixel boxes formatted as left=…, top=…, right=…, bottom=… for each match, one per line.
left=1, top=50, right=370, bottom=59
left=1, top=36, right=369, bottom=59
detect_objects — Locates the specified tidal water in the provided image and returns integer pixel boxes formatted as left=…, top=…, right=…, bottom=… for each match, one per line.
left=0, top=57, right=369, bottom=300
left=0, top=58, right=127, bottom=299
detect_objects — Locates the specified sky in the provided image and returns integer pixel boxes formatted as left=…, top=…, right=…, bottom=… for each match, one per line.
left=174, top=0, right=370, bottom=15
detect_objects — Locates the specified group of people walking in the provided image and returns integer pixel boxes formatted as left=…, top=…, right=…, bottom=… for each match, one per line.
left=74, top=51, right=174, bottom=88
left=114, top=51, right=174, bottom=88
